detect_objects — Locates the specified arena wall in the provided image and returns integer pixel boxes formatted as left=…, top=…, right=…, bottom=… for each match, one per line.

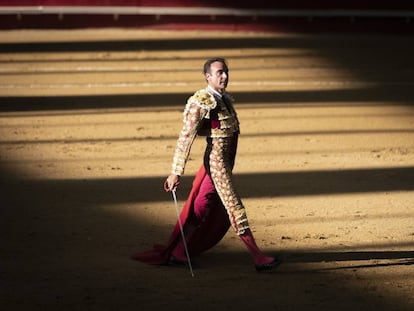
left=0, top=0, right=413, bottom=32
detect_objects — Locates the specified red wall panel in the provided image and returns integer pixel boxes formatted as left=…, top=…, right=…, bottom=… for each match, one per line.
left=1, top=1, right=414, bottom=10
left=1, top=0, right=413, bottom=32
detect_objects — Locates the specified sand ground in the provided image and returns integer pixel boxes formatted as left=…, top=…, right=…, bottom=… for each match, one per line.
left=0, top=29, right=414, bottom=310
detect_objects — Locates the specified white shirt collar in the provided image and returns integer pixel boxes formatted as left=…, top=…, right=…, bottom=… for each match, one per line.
left=207, top=85, right=224, bottom=98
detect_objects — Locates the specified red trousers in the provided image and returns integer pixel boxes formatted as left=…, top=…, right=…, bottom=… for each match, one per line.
left=188, top=172, right=221, bottom=226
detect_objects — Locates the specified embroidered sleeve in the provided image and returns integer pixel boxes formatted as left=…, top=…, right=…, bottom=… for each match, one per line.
left=171, top=90, right=216, bottom=175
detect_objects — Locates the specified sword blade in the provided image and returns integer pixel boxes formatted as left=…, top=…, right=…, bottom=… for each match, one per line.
left=172, top=190, right=195, bottom=277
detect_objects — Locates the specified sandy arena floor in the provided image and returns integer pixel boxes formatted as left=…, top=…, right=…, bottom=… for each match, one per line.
left=0, top=29, right=414, bottom=310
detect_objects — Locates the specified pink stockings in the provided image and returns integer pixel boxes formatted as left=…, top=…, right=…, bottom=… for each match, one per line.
left=239, top=229, right=275, bottom=266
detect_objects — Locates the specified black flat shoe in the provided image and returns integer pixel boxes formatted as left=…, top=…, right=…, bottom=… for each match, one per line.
left=255, top=258, right=281, bottom=272
left=167, top=255, right=188, bottom=267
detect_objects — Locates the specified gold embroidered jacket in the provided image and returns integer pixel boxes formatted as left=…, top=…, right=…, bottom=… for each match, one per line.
left=171, top=88, right=240, bottom=176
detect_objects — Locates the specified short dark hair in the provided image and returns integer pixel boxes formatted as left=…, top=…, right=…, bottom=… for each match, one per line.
left=203, top=57, right=228, bottom=74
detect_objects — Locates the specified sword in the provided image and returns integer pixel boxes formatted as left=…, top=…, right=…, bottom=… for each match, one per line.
left=172, top=189, right=195, bottom=277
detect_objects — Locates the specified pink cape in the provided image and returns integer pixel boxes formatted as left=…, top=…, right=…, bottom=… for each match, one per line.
left=131, top=166, right=230, bottom=264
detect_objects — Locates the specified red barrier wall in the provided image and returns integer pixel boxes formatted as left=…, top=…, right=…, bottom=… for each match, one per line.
left=1, top=0, right=413, bottom=32
left=1, top=0, right=414, bottom=9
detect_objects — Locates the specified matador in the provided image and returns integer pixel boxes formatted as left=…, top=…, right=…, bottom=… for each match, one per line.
left=132, top=57, right=280, bottom=272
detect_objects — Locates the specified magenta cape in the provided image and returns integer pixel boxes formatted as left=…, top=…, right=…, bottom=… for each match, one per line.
left=131, top=166, right=230, bottom=264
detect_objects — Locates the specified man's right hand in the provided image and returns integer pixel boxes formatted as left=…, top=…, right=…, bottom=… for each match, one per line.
left=164, top=174, right=180, bottom=192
